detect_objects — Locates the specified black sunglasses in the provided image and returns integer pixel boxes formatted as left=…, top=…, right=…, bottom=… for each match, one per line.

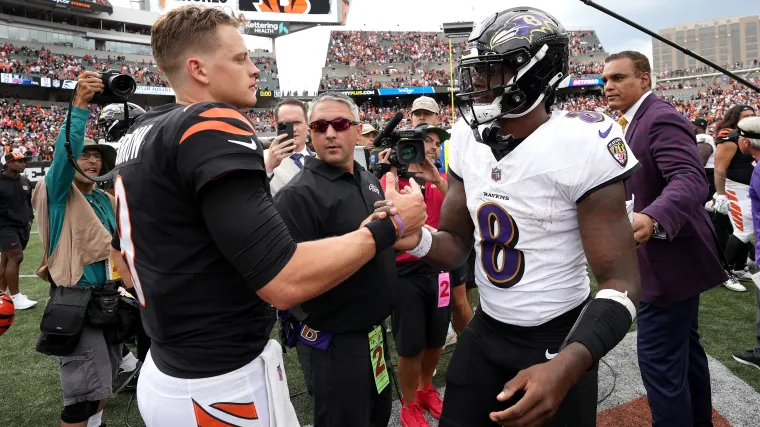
left=309, top=118, right=359, bottom=133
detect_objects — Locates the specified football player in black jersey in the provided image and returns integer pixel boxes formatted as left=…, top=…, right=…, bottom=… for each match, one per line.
left=109, top=6, right=427, bottom=426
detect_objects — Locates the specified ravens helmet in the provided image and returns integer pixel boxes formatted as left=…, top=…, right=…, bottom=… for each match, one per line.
left=98, top=102, right=146, bottom=142
left=457, top=7, right=570, bottom=130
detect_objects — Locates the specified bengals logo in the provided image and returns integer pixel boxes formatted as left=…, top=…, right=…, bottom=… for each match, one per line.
left=254, top=0, right=311, bottom=14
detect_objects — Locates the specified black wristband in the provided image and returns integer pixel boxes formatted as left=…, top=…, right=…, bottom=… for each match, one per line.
left=364, top=217, right=398, bottom=254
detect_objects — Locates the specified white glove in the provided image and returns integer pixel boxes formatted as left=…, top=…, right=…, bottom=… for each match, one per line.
left=704, top=200, right=715, bottom=213
left=714, top=194, right=730, bottom=215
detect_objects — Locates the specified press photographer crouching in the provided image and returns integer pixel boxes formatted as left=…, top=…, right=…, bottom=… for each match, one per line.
left=31, top=70, right=139, bottom=427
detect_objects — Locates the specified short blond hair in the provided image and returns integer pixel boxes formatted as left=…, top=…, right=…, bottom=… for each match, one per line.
left=151, top=5, right=245, bottom=82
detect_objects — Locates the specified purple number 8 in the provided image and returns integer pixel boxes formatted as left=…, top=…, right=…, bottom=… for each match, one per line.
left=565, top=111, right=605, bottom=124
left=476, top=203, right=525, bottom=288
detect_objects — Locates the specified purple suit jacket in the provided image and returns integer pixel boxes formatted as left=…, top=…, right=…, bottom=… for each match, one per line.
left=624, top=93, right=728, bottom=305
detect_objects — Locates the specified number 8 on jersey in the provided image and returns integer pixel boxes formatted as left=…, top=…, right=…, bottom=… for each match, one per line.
left=476, top=202, right=525, bottom=288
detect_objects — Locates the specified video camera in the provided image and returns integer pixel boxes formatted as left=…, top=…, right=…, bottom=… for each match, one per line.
left=371, top=112, right=426, bottom=176
left=92, top=70, right=137, bottom=104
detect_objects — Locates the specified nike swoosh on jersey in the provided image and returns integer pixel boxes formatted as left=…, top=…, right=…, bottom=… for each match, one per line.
left=545, top=349, right=558, bottom=360
left=599, top=124, right=613, bottom=139
left=227, top=139, right=259, bottom=151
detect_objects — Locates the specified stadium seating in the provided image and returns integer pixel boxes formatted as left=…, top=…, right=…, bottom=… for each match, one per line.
left=5, top=78, right=758, bottom=157
left=320, top=30, right=609, bottom=91
left=1, top=43, right=280, bottom=90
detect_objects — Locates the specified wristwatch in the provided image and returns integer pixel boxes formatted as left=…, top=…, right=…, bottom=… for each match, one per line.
left=652, top=219, right=662, bottom=235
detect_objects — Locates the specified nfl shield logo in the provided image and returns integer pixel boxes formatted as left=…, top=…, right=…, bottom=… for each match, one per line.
left=277, top=364, right=283, bottom=381
left=491, top=167, right=502, bottom=182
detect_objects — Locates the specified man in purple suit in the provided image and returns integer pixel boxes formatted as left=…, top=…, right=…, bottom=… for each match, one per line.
left=603, top=51, right=728, bottom=427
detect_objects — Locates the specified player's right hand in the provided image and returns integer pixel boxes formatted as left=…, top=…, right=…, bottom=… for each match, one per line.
left=384, top=172, right=426, bottom=237
left=72, top=71, right=104, bottom=109
left=265, top=133, right=296, bottom=175
left=713, top=194, right=730, bottom=215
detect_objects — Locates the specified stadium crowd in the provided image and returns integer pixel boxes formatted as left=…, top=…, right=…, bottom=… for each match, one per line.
left=656, top=60, right=760, bottom=79
left=0, top=98, right=281, bottom=156
left=4, top=79, right=759, bottom=158
left=0, top=43, right=279, bottom=89
left=324, top=30, right=603, bottom=68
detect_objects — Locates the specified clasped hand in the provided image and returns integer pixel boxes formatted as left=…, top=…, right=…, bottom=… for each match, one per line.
left=361, top=173, right=426, bottom=244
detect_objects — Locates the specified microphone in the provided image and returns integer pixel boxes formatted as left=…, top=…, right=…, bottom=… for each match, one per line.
left=373, top=112, right=404, bottom=147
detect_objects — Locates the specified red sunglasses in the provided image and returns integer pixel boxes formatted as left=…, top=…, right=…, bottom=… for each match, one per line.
left=308, top=118, right=359, bottom=133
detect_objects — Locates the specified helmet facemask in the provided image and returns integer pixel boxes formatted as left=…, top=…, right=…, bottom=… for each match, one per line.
left=457, top=43, right=565, bottom=132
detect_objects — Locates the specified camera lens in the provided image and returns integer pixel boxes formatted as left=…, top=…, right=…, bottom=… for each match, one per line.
left=399, top=144, right=418, bottom=163
left=108, top=74, right=137, bottom=98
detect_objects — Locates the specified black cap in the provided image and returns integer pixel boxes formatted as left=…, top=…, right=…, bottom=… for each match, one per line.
left=4, top=152, right=32, bottom=163
left=691, top=118, right=708, bottom=129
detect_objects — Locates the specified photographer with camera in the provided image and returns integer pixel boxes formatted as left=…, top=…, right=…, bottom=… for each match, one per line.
left=31, top=70, right=134, bottom=427
left=378, top=123, right=452, bottom=426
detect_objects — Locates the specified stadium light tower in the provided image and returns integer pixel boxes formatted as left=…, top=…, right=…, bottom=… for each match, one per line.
left=441, top=21, right=472, bottom=173
left=441, top=21, right=473, bottom=121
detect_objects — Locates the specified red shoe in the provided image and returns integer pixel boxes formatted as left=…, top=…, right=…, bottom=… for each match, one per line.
left=416, top=382, right=443, bottom=419
left=400, top=400, right=431, bottom=427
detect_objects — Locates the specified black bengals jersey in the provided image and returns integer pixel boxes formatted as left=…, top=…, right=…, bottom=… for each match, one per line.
left=716, top=127, right=753, bottom=185
left=112, top=102, right=295, bottom=379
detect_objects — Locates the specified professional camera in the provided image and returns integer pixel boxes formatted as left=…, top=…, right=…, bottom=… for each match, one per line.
left=373, top=127, right=427, bottom=172
left=93, top=70, right=137, bottom=103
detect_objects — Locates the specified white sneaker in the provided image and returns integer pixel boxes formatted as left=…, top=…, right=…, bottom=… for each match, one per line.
left=732, top=269, right=753, bottom=281
left=444, top=323, right=458, bottom=348
left=723, top=278, right=747, bottom=292
left=11, top=293, right=38, bottom=310
left=119, top=351, right=138, bottom=372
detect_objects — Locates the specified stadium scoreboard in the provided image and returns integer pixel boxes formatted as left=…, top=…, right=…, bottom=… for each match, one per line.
left=151, top=0, right=351, bottom=25
left=29, top=0, right=113, bottom=14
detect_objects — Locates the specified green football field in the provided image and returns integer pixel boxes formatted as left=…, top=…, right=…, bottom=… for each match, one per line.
left=1, top=234, right=759, bottom=426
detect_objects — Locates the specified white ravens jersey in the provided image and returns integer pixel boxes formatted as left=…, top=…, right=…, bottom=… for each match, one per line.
left=448, top=111, right=640, bottom=327
left=696, top=134, right=715, bottom=169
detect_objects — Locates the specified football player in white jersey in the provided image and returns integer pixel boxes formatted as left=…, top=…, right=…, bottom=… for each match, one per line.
left=397, top=7, right=643, bottom=427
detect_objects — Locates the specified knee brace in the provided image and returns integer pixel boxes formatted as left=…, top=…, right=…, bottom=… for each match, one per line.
left=61, top=400, right=99, bottom=424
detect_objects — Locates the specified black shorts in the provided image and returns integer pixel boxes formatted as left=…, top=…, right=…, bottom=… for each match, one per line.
left=392, top=265, right=451, bottom=357
left=0, top=226, right=30, bottom=252
left=440, top=306, right=598, bottom=427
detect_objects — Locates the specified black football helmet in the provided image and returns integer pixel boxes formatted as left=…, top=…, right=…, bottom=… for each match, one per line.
left=457, top=7, right=570, bottom=132
left=98, top=102, right=146, bottom=142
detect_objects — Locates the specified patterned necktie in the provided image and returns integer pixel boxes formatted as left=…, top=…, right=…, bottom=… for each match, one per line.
left=291, top=152, right=304, bottom=170
left=618, top=116, right=629, bottom=133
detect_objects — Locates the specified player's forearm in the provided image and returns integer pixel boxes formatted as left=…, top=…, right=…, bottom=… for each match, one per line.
left=267, top=228, right=378, bottom=309
left=110, top=247, right=134, bottom=288
left=435, top=176, right=449, bottom=197
left=554, top=342, right=594, bottom=381
left=714, top=170, right=727, bottom=194
left=451, top=286, right=473, bottom=333
left=422, top=230, right=471, bottom=271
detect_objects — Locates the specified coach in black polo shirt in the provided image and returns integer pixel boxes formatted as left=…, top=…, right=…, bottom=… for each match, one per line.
left=274, top=92, right=396, bottom=427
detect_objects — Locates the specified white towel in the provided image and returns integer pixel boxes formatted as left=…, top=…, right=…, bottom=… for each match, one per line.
left=260, top=339, right=300, bottom=427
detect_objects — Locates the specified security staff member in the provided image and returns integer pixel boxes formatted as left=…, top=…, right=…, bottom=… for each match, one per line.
left=273, top=92, right=396, bottom=427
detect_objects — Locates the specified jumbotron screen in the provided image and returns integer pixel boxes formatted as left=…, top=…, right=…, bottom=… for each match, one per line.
left=32, top=0, right=114, bottom=14
left=153, top=0, right=345, bottom=24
